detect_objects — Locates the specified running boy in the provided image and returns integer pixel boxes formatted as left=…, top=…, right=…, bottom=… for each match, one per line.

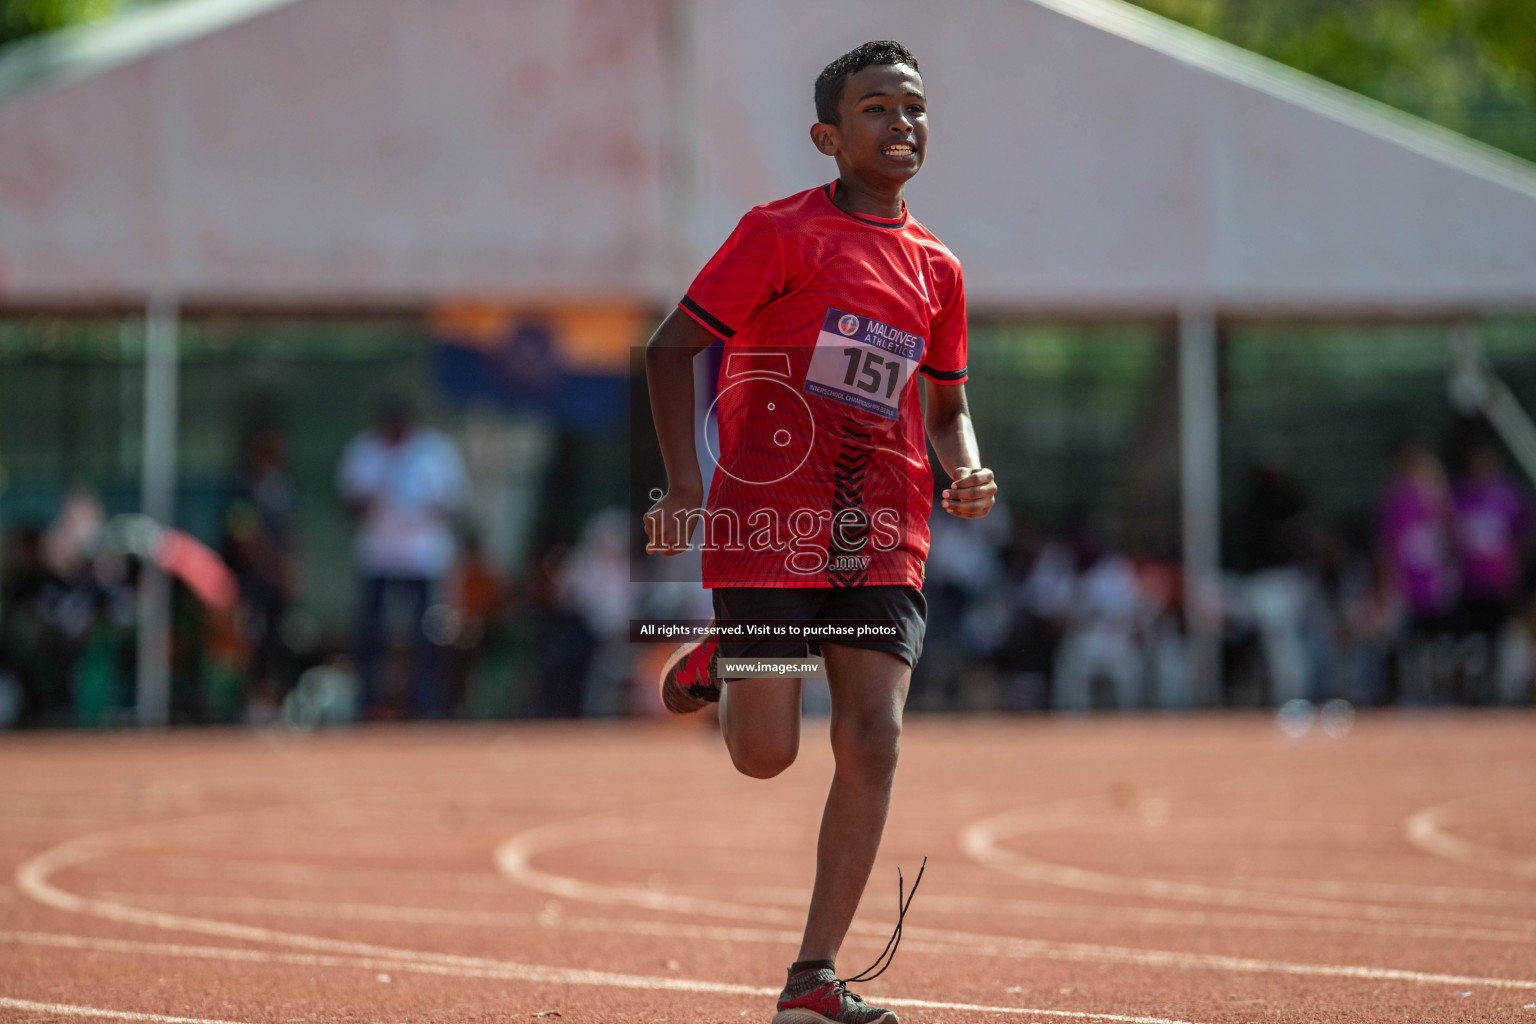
left=643, top=41, right=996, bottom=1024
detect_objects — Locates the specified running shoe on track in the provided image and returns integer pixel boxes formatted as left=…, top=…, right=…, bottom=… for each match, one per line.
left=658, top=630, right=721, bottom=713
left=772, top=967, right=898, bottom=1024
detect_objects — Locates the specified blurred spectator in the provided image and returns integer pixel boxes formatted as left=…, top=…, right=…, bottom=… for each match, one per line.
left=1450, top=440, right=1528, bottom=703
left=1452, top=443, right=1525, bottom=616
left=1053, top=520, right=1147, bottom=711
left=1, top=523, right=54, bottom=724
left=913, top=509, right=1007, bottom=710
left=337, top=399, right=470, bottom=719
left=1376, top=442, right=1459, bottom=703
left=221, top=423, right=300, bottom=721
left=1231, top=456, right=1314, bottom=704
left=45, top=486, right=106, bottom=579
left=443, top=531, right=507, bottom=715
left=1335, top=542, right=1405, bottom=706
left=525, top=542, right=593, bottom=718
left=559, top=509, right=636, bottom=716
left=1132, top=554, right=1188, bottom=710
left=0, top=489, right=139, bottom=726
left=996, top=519, right=1073, bottom=711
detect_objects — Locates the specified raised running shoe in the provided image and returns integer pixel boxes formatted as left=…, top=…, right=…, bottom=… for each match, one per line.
left=658, top=630, right=720, bottom=713
left=772, top=859, right=925, bottom=1024
left=772, top=967, right=898, bottom=1024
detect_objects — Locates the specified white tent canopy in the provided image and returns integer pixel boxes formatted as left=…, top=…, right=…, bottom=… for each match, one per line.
left=1, top=0, right=1534, bottom=313
left=3, top=0, right=1535, bottom=716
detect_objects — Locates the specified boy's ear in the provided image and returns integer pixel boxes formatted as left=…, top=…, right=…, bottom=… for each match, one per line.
left=809, top=122, right=839, bottom=156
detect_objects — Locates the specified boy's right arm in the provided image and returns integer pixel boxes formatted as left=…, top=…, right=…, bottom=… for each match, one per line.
left=644, top=308, right=718, bottom=555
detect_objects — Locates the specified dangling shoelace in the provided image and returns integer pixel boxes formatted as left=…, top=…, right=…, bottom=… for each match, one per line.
left=837, top=857, right=926, bottom=987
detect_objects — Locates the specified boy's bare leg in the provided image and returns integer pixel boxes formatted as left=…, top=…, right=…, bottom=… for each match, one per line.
left=720, top=676, right=804, bottom=779
left=796, top=644, right=910, bottom=963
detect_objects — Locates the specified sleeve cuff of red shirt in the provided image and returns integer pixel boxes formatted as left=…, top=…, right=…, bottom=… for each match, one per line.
left=919, top=364, right=968, bottom=383
left=678, top=296, right=736, bottom=339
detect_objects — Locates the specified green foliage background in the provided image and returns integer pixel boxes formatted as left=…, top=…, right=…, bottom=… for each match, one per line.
left=1, top=0, right=127, bottom=46
left=1131, top=0, right=1536, bottom=160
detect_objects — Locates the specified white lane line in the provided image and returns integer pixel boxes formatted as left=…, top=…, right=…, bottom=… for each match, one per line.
left=101, top=889, right=1536, bottom=946
left=95, top=892, right=553, bottom=927
left=726, top=878, right=1536, bottom=928
left=1406, top=799, right=1536, bottom=878
left=888, top=934, right=1536, bottom=989
left=0, top=931, right=1208, bottom=1024
left=100, top=850, right=1536, bottom=913
left=497, top=811, right=1536, bottom=989
left=494, top=813, right=804, bottom=923
left=0, top=928, right=773, bottom=998
left=145, top=856, right=516, bottom=894
left=867, top=893, right=1536, bottom=944
left=24, top=803, right=1535, bottom=1023
left=1226, top=874, right=1536, bottom=910
left=960, top=802, right=1536, bottom=930
left=19, top=828, right=775, bottom=990
left=878, top=999, right=1200, bottom=1024
left=0, top=997, right=250, bottom=1024
left=94, top=892, right=809, bottom=946
left=13, top=812, right=1224, bottom=1024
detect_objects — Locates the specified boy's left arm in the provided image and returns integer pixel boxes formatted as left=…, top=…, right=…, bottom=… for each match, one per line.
left=922, top=377, right=997, bottom=518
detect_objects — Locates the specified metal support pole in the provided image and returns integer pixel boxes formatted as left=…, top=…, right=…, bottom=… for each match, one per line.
left=1449, top=321, right=1536, bottom=488
left=137, top=295, right=179, bottom=728
left=1179, top=304, right=1221, bottom=706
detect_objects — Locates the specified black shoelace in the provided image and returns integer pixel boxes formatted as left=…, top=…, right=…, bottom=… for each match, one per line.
left=837, top=857, right=926, bottom=987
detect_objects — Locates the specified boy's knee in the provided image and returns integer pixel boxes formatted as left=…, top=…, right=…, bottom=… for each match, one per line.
left=729, top=737, right=799, bottom=779
left=832, top=711, right=902, bottom=773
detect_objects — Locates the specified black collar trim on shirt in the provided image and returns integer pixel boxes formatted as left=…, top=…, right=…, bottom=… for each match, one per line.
left=822, top=182, right=908, bottom=229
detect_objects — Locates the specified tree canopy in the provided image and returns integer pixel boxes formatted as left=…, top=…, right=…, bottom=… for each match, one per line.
left=1131, top=0, right=1536, bottom=161
left=2, top=0, right=126, bottom=47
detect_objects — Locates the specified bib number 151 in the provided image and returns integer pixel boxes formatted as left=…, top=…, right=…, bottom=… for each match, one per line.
left=803, top=307, right=925, bottom=421
left=841, top=347, right=903, bottom=400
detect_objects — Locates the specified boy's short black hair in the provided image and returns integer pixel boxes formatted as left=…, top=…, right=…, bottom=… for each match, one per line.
left=814, top=40, right=920, bottom=126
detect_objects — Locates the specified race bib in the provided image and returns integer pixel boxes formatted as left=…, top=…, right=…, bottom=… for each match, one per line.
left=803, top=308, right=925, bottom=421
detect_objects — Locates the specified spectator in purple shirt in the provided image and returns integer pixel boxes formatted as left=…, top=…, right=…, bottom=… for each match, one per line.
left=1450, top=441, right=1529, bottom=703
left=1376, top=443, right=1458, bottom=703
left=1452, top=442, right=1526, bottom=626
left=1378, top=443, right=1458, bottom=625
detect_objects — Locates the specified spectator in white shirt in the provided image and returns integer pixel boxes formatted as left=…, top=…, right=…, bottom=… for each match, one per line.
left=337, top=399, right=469, bottom=718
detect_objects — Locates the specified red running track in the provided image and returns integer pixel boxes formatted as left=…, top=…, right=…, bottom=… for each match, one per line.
left=1, top=712, right=1533, bottom=1023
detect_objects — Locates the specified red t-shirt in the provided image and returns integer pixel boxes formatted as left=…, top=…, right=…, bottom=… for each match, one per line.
left=679, top=182, right=968, bottom=588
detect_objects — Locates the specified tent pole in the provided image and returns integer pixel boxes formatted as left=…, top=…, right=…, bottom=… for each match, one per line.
left=1449, top=321, right=1536, bottom=488
left=137, top=295, right=179, bottom=728
left=1179, top=304, right=1221, bottom=706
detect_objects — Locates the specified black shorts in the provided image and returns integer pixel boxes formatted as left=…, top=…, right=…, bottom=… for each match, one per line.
left=711, top=585, right=927, bottom=668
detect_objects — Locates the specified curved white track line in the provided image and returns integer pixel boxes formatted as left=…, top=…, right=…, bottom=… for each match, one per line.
left=0, top=930, right=1206, bottom=1024
left=493, top=812, right=804, bottom=923
left=0, top=927, right=772, bottom=997
left=12, top=811, right=1219, bottom=1024
left=961, top=802, right=1536, bottom=930
left=95, top=893, right=808, bottom=946
left=1227, top=874, right=1536, bottom=909
left=149, top=854, right=517, bottom=893
left=101, top=890, right=1536, bottom=946
left=497, top=811, right=1536, bottom=989
left=1406, top=799, right=1536, bottom=878
left=0, top=997, right=249, bottom=1024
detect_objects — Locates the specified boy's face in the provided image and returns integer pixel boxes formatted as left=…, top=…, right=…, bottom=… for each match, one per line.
left=813, top=62, right=927, bottom=185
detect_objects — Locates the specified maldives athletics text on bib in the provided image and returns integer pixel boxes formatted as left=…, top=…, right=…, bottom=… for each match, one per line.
left=802, top=307, right=925, bottom=421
